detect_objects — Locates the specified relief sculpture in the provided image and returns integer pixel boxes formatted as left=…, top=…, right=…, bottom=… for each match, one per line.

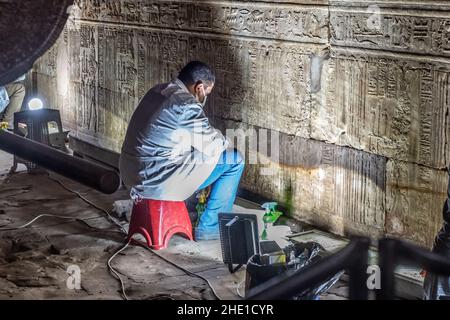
left=33, top=0, right=450, bottom=247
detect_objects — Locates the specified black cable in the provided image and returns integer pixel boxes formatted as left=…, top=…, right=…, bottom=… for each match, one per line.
left=47, top=173, right=127, bottom=234
left=8, top=171, right=223, bottom=300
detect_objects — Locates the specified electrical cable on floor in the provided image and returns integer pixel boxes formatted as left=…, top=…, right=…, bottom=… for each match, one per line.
left=140, top=243, right=222, bottom=300
left=106, top=238, right=223, bottom=300
left=3, top=171, right=226, bottom=300
left=236, top=278, right=246, bottom=299
left=0, top=213, right=111, bottom=232
left=107, top=240, right=131, bottom=300
left=49, top=174, right=223, bottom=299
left=47, top=173, right=127, bottom=234
left=106, top=241, right=176, bottom=301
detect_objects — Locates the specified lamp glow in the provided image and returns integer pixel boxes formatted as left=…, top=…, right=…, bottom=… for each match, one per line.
left=28, top=98, right=43, bottom=110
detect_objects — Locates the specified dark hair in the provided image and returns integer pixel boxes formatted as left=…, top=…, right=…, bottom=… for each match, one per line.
left=178, top=61, right=215, bottom=87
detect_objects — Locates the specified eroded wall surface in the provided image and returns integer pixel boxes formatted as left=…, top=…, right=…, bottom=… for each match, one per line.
left=33, top=0, right=450, bottom=246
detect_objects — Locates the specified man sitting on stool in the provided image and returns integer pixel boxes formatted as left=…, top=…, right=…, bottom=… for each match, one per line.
left=119, top=61, right=245, bottom=241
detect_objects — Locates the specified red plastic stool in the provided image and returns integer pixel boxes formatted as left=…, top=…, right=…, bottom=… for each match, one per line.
left=127, top=199, right=193, bottom=250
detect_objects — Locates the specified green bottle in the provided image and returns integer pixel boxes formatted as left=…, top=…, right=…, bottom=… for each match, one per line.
left=261, top=202, right=283, bottom=240
left=195, top=189, right=208, bottom=227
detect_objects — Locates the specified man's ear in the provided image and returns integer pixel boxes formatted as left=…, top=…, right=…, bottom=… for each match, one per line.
left=194, top=81, right=204, bottom=93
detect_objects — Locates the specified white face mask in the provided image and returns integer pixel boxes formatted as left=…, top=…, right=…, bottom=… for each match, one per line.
left=200, top=95, right=207, bottom=107
left=198, top=86, right=208, bottom=107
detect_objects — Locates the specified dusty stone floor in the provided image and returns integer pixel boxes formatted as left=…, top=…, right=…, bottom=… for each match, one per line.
left=0, top=150, right=247, bottom=300
left=0, top=149, right=354, bottom=300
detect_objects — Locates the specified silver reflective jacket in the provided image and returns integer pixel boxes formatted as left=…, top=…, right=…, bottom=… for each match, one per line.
left=0, top=86, right=9, bottom=114
left=119, top=79, right=228, bottom=201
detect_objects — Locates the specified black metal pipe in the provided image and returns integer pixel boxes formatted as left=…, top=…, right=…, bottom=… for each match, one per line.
left=246, top=237, right=370, bottom=300
left=397, top=239, right=450, bottom=274
left=377, top=239, right=397, bottom=300
left=0, top=129, right=120, bottom=194
left=348, top=238, right=370, bottom=300
left=245, top=235, right=450, bottom=300
left=377, top=238, right=450, bottom=300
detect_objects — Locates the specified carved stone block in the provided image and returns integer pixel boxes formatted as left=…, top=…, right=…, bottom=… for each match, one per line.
left=31, top=0, right=450, bottom=246
left=386, top=160, right=448, bottom=246
left=312, top=48, right=450, bottom=168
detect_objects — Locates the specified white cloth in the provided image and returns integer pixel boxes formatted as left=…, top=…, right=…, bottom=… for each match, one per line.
left=0, top=75, right=26, bottom=114
left=119, top=79, right=228, bottom=201
left=0, top=86, right=9, bottom=114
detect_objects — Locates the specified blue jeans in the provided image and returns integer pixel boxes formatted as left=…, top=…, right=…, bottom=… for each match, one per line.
left=195, top=149, right=245, bottom=240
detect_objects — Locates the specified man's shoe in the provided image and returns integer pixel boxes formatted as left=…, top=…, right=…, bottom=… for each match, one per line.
left=195, top=227, right=220, bottom=241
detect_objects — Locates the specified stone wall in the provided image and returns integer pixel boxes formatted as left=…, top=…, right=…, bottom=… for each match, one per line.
left=33, top=0, right=450, bottom=247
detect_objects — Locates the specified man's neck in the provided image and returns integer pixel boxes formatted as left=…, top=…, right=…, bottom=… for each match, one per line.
left=175, top=78, right=190, bottom=95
